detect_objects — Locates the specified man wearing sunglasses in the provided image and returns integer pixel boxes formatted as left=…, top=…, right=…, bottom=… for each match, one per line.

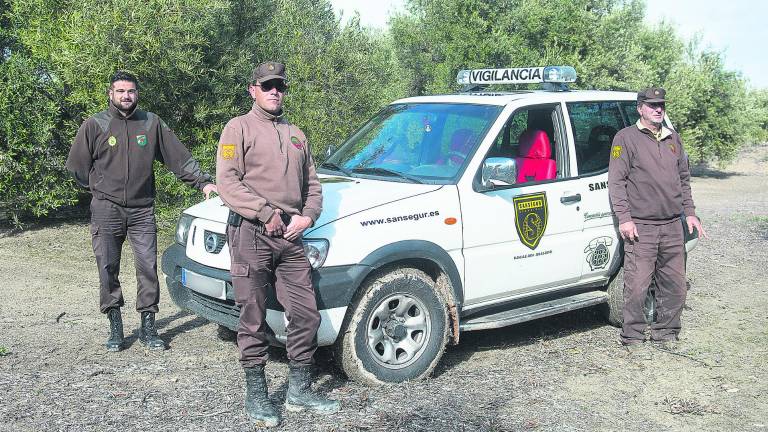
left=608, top=87, right=707, bottom=353
left=216, top=61, right=337, bottom=427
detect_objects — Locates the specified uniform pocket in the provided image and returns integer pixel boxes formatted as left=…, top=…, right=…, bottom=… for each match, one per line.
left=623, top=241, right=634, bottom=254
left=230, top=262, right=249, bottom=277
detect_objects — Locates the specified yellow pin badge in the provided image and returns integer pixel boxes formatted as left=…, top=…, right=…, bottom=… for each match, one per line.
left=108, top=136, right=117, bottom=147
left=221, top=144, right=236, bottom=160
left=611, top=145, right=622, bottom=159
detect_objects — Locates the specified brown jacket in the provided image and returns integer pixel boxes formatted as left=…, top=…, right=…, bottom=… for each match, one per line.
left=608, top=121, right=696, bottom=224
left=66, top=104, right=212, bottom=207
left=216, top=103, right=322, bottom=224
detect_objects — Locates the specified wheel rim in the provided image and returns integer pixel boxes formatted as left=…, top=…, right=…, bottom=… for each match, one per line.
left=365, top=293, right=431, bottom=370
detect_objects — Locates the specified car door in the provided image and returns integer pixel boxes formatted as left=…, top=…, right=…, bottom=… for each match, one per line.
left=460, top=103, right=585, bottom=307
left=564, top=100, right=637, bottom=281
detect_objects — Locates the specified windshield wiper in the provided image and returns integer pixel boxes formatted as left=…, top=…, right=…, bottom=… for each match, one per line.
left=320, top=161, right=352, bottom=176
left=351, top=167, right=424, bottom=184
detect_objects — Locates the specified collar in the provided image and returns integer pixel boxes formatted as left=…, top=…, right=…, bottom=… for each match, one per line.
left=636, top=119, right=672, bottom=141
left=251, top=102, right=284, bottom=122
left=108, top=102, right=139, bottom=120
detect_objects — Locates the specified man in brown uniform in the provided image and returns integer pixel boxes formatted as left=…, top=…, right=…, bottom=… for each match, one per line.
left=216, top=61, right=339, bottom=427
left=66, top=71, right=216, bottom=352
left=608, top=87, right=707, bottom=349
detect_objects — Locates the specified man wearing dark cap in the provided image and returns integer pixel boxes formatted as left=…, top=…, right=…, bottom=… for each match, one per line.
left=66, top=71, right=217, bottom=352
left=608, top=87, right=707, bottom=352
left=216, top=61, right=339, bottom=427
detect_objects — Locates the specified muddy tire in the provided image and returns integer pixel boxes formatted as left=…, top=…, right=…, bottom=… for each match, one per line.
left=604, top=267, right=624, bottom=327
left=335, top=267, right=449, bottom=385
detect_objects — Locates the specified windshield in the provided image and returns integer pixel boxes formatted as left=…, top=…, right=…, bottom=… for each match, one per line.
left=322, top=103, right=503, bottom=184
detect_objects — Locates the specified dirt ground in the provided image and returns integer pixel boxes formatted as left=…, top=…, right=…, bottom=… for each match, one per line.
left=1, top=145, right=766, bottom=432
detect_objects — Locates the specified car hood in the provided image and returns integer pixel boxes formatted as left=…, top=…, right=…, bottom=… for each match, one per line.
left=182, top=176, right=443, bottom=228
left=310, top=176, right=442, bottom=230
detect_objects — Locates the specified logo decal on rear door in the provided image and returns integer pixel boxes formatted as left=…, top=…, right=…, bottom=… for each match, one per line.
left=584, top=236, right=613, bottom=270
left=513, top=192, right=548, bottom=250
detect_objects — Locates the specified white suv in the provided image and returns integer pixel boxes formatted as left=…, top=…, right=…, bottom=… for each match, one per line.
left=161, top=66, right=698, bottom=384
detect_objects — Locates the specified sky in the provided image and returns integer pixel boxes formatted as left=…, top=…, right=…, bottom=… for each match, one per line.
left=330, top=0, right=768, bottom=89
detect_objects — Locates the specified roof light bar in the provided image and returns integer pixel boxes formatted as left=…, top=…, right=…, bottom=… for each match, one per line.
left=456, top=66, right=577, bottom=85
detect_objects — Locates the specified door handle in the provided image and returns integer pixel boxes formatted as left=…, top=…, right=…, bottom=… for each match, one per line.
left=560, top=193, right=581, bottom=204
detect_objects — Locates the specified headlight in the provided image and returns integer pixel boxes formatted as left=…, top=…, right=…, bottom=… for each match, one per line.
left=175, top=214, right=194, bottom=246
left=302, top=239, right=329, bottom=269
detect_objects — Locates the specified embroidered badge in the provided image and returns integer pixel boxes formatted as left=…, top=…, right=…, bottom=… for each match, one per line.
left=668, top=143, right=676, bottom=154
left=221, top=144, right=236, bottom=160
left=268, top=63, right=275, bottom=71
left=290, top=136, right=304, bottom=150
left=611, top=145, right=622, bottom=159
left=137, top=134, right=147, bottom=147
left=108, top=136, right=117, bottom=147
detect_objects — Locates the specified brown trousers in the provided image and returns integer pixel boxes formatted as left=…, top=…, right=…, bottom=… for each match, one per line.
left=621, top=220, right=686, bottom=344
left=227, top=219, right=320, bottom=368
left=90, top=197, right=159, bottom=314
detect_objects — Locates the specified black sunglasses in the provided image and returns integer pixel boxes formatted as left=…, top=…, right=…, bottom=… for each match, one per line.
left=257, top=80, right=288, bottom=93
left=646, top=102, right=665, bottom=109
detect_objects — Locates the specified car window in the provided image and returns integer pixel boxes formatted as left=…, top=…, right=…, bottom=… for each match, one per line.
left=325, top=103, right=502, bottom=184
left=621, top=101, right=640, bottom=125
left=567, top=101, right=624, bottom=175
left=483, top=104, right=564, bottom=185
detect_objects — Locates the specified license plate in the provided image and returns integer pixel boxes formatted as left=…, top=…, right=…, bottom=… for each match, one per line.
left=181, top=268, right=227, bottom=300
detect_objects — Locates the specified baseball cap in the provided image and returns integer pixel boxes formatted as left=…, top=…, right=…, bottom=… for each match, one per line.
left=637, top=87, right=666, bottom=103
left=251, top=61, right=286, bottom=84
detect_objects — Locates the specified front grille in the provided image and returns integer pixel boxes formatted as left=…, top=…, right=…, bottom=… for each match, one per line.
left=189, top=289, right=240, bottom=319
left=203, top=230, right=226, bottom=254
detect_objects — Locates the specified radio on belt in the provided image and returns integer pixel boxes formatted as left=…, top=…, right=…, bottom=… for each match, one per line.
left=456, top=65, right=577, bottom=86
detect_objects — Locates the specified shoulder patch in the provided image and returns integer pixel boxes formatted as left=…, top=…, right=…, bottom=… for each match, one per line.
left=93, top=111, right=112, bottom=133
left=145, top=112, right=158, bottom=131
left=611, top=145, right=622, bottom=159
left=221, top=144, right=236, bottom=160
left=290, top=136, right=304, bottom=150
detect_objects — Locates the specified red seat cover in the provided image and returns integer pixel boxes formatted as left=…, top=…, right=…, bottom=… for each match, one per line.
left=515, top=130, right=556, bottom=183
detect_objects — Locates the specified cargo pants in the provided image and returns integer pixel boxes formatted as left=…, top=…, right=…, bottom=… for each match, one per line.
left=90, top=197, right=160, bottom=314
left=227, top=218, right=320, bottom=368
left=620, top=220, right=686, bottom=344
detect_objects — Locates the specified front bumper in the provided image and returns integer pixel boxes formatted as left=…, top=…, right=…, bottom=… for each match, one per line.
left=161, top=243, right=368, bottom=345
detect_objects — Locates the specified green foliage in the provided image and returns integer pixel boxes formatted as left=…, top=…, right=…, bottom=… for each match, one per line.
left=744, top=89, right=768, bottom=145
left=2, top=0, right=768, bottom=225
left=1, top=0, right=402, bottom=224
left=665, top=49, right=747, bottom=164
left=0, top=346, right=9, bottom=356
left=0, top=53, right=78, bottom=222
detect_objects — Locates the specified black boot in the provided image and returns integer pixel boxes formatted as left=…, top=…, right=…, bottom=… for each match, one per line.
left=285, top=364, right=340, bottom=414
left=138, top=312, right=165, bottom=350
left=105, top=308, right=124, bottom=352
left=244, top=365, right=280, bottom=427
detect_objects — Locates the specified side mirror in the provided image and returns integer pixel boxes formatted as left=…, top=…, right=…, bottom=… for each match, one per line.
left=481, top=157, right=517, bottom=189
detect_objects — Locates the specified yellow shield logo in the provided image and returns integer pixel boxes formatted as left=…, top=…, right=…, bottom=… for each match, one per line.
left=611, top=145, right=622, bottom=159
left=513, top=192, right=548, bottom=250
left=221, top=144, right=235, bottom=160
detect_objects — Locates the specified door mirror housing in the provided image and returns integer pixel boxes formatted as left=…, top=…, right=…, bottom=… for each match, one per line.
left=481, top=157, right=517, bottom=189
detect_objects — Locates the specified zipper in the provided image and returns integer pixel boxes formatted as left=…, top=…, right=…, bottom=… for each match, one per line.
left=123, top=118, right=129, bottom=206
left=272, top=121, right=289, bottom=173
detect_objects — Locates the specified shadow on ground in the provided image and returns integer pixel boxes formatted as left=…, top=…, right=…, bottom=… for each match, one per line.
left=433, top=306, right=608, bottom=378
left=689, top=163, right=742, bottom=179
